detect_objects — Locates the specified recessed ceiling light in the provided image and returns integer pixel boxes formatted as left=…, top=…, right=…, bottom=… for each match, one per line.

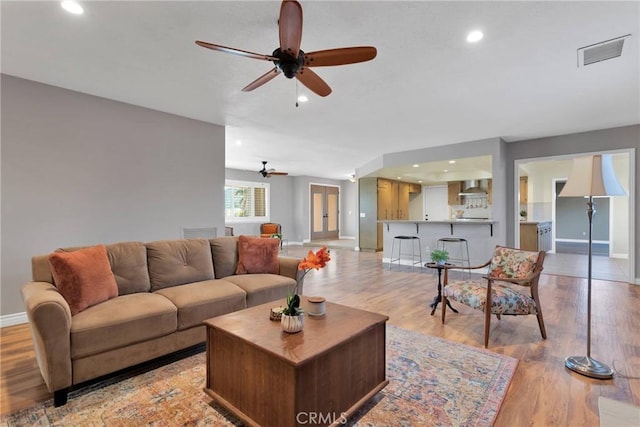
left=449, top=160, right=456, bottom=164
left=235, top=140, right=242, bottom=146
left=444, top=169, right=449, bottom=173
left=418, top=180, right=423, bottom=183
left=61, top=1, right=84, bottom=15
left=412, top=164, right=419, bottom=168
left=466, top=30, right=484, bottom=43
left=297, top=94, right=308, bottom=103
left=397, top=176, right=402, bottom=180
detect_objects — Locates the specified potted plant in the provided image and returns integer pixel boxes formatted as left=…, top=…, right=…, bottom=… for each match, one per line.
left=430, top=249, right=449, bottom=266
left=281, top=246, right=331, bottom=333
left=520, top=210, right=527, bottom=221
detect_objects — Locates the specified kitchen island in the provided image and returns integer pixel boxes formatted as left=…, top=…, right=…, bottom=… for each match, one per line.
left=379, top=219, right=499, bottom=267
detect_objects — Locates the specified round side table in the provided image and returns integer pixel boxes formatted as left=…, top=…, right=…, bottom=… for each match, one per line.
left=425, top=262, right=459, bottom=316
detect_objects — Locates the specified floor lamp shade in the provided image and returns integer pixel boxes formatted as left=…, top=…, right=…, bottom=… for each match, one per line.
left=559, top=154, right=626, bottom=197
left=559, top=154, right=626, bottom=379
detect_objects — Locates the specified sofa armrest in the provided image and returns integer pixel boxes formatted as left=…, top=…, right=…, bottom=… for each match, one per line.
left=278, top=256, right=305, bottom=290
left=21, top=281, right=73, bottom=393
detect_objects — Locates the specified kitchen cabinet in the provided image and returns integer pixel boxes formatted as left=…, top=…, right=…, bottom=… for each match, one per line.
left=377, top=179, right=419, bottom=220
left=520, top=221, right=552, bottom=252
left=377, top=178, right=393, bottom=220
left=407, top=183, right=422, bottom=193
left=359, top=177, right=422, bottom=251
left=447, top=181, right=462, bottom=205
left=520, top=177, right=528, bottom=204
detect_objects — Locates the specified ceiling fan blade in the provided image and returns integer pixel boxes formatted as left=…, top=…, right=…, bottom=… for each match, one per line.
left=279, top=0, right=303, bottom=58
left=269, top=172, right=289, bottom=176
left=304, top=47, right=377, bottom=67
left=242, top=68, right=281, bottom=92
left=195, top=41, right=277, bottom=61
left=296, top=68, right=332, bottom=97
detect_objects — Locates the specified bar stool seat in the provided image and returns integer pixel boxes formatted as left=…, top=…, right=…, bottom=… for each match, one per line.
left=389, top=235, right=423, bottom=271
left=436, top=237, right=471, bottom=277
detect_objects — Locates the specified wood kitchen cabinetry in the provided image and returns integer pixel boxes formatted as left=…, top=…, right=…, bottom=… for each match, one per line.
left=359, top=177, right=421, bottom=251
left=447, top=181, right=462, bottom=205
left=520, top=221, right=552, bottom=252
left=377, top=178, right=417, bottom=220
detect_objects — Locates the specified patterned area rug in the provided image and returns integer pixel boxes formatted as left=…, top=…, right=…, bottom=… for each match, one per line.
left=1, top=325, right=517, bottom=427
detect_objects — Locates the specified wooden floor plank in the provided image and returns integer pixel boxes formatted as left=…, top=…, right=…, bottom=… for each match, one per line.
left=1, top=247, right=638, bottom=425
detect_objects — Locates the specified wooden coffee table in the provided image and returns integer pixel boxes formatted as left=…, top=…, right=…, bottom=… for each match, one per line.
left=203, top=297, right=389, bottom=427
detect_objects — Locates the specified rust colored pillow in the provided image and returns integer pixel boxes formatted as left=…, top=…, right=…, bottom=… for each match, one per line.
left=48, top=245, right=118, bottom=315
left=235, top=235, right=280, bottom=275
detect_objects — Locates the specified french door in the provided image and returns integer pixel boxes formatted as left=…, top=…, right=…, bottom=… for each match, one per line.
left=310, top=185, right=339, bottom=240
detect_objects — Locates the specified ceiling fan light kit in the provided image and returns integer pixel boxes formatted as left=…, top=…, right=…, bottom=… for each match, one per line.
left=196, top=0, right=377, bottom=97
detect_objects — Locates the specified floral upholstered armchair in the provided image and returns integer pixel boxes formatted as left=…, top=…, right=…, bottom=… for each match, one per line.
left=442, top=245, right=546, bottom=347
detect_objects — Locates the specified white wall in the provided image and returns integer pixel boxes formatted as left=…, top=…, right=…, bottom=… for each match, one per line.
left=1, top=75, right=226, bottom=316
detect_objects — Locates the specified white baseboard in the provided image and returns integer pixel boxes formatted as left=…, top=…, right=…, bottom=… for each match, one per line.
left=609, top=253, right=629, bottom=259
left=1, top=312, right=28, bottom=328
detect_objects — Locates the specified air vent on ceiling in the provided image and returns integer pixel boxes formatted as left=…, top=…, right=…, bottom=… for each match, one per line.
left=577, top=34, right=630, bottom=67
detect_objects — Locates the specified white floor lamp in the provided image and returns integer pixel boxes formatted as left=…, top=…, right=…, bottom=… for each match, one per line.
left=558, top=154, right=626, bottom=379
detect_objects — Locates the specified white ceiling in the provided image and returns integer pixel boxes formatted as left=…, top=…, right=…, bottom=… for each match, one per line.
left=2, top=1, right=638, bottom=181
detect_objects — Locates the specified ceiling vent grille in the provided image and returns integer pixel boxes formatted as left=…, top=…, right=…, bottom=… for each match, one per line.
left=577, top=34, right=630, bottom=67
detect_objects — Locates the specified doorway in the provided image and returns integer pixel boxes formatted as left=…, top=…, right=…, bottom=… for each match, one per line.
left=555, top=180, right=610, bottom=256
left=310, top=184, right=339, bottom=241
left=515, top=151, right=633, bottom=282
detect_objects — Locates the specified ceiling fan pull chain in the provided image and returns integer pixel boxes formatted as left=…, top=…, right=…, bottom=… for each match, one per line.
left=295, top=79, right=299, bottom=108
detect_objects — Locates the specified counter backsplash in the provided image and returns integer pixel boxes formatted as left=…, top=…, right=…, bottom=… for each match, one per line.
left=450, top=204, right=492, bottom=220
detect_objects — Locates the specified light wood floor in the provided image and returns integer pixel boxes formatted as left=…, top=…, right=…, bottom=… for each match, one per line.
left=2, top=247, right=639, bottom=426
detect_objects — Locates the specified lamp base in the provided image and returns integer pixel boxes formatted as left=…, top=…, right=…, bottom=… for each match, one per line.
left=565, top=356, right=613, bottom=379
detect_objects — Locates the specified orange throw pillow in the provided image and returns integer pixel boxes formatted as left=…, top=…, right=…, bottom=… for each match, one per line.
left=49, top=245, right=118, bottom=315
left=235, top=235, right=280, bottom=275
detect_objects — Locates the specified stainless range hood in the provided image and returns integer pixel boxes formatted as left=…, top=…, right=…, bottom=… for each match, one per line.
left=458, top=179, right=488, bottom=196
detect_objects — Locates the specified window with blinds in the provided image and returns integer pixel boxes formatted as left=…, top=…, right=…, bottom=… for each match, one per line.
left=224, top=180, right=270, bottom=222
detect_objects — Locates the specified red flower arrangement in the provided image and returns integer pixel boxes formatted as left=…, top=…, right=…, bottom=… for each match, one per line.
left=282, top=246, right=331, bottom=315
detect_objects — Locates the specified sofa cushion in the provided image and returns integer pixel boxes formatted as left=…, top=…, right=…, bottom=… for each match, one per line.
left=49, top=245, right=118, bottom=316
left=154, top=279, right=247, bottom=330
left=235, top=235, right=280, bottom=275
left=224, top=274, right=296, bottom=307
left=146, top=239, right=215, bottom=291
left=70, top=293, right=177, bottom=359
left=209, top=236, right=239, bottom=279
left=105, top=241, right=150, bottom=294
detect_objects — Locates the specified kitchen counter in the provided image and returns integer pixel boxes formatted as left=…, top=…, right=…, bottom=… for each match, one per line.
left=379, top=219, right=496, bottom=236
left=378, top=219, right=500, bottom=266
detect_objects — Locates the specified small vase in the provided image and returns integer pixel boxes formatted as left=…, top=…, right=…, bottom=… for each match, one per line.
left=437, top=260, right=446, bottom=266
left=281, top=313, right=304, bottom=333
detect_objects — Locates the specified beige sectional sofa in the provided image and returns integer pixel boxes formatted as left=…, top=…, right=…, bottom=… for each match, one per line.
left=21, top=236, right=302, bottom=406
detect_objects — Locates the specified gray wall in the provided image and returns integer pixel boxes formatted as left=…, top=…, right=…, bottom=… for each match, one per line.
left=291, top=176, right=345, bottom=242
left=224, top=170, right=353, bottom=242
left=505, top=125, right=639, bottom=276
left=340, top=179, right=358, bottom=238
left=224, top=168, right=295, bottom=239
left=1, top=75, right=226, bottom=317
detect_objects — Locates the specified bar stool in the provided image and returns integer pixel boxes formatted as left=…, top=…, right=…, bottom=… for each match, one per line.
left=436, top=237, right=471, bottom=278
left=389, top=235, right=423, bottom=271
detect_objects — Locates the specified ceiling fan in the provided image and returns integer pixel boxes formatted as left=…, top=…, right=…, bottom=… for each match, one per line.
left=259, top=161, right=289, bottom=178
left=195, top=0, right=377, bottom=97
